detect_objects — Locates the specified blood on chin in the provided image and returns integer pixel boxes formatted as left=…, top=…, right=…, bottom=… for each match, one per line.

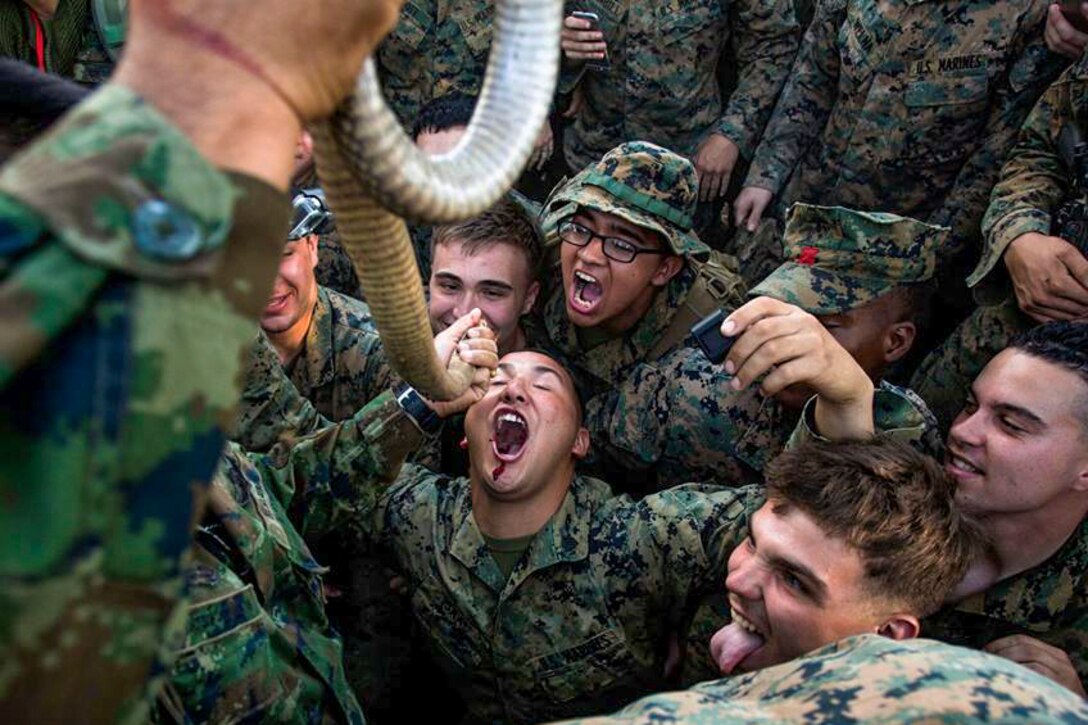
left=710, top=622, right=766, bottom=675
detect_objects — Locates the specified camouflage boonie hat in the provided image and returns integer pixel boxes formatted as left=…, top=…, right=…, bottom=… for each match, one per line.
left=750, top=204, right=946, bottom=314
left=541, top=141, right=710, bottom=259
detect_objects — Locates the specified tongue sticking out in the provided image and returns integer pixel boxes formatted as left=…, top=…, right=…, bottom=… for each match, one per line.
left=709, top=622, right=764, bottom=675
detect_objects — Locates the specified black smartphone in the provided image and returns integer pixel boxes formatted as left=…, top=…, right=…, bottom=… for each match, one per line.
left=571, top=11, right=611, bottom=72
left=691, top=309, right=736, bottom=365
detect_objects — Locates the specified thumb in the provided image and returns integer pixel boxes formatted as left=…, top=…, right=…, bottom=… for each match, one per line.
left=444, top=308, right=484, bottom=341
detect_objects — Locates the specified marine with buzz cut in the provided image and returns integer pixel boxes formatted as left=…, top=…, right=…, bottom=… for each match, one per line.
left=587, top=203, right=943, bottom=492
left=762, top=318, right=1088, bottom=697
left=311, top=338, right=984, bottom=724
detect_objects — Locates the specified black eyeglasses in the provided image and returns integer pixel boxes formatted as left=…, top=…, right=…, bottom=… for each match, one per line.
left=557, top=219, right=669, bottom=264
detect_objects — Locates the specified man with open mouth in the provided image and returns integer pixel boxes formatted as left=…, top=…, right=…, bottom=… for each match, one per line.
left=763, top=319, right=1088, bottom=697
left=530, top=141, right=747, bottom=494
left=323, top=338, right=991, bottom=724
left=593, top=203, right=945, bottom=493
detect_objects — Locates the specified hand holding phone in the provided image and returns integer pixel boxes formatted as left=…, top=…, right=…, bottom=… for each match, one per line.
left=691, top=309, right=736, bottom=365
left=564, top=11, right=610, bottom=71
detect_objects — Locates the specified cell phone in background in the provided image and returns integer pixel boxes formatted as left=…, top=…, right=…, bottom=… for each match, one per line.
left=691, top=309, right=736, bottom=365
left=1059, top=0, right=1088, bottom=33
left=571, top=10, right=611, bottom=73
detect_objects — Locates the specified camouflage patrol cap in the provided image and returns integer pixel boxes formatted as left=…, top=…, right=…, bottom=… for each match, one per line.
left=750, top=204, right=946, bottom=314
left=541, top=141, right=710, bottom=259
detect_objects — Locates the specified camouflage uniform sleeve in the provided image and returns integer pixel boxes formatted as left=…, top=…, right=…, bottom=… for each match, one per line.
left=549, top=635, right=1088, bottom=724
left=233, top=334, right=334, bottom=451
left=244, top=390, right=425, bottom=540
left=786, top=381, right=944, bottom=459
left=716, top=0, right=801, bottom=159
left=621, top=484, right=759, bottom=608
left=0, top=85, right=288, bottom=720
left=742, top=0, right=847, bottom=194
left=376, top=0, right=436, bottom=124
left=969, top=65, right=1080, bottom=289
left=928, top=20, right=1069, bottom=265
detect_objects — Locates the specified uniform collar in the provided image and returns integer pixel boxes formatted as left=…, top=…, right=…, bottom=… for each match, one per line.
left=448, top=475, right=609, bottom=596
left=539, top=264, right=696, bottom=387
left=954, top=515, right=1088, bottom=618
left=293, top=287, right=336, bottom=393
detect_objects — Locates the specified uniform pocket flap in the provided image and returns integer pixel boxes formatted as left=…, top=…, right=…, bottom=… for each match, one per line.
left=533, top=629, right=628, bottom=703
left=180, top=584, right=264, bottom=653
left=656, top=0, right=721, bottom=44
left=905, top=73, right=988, bottom=108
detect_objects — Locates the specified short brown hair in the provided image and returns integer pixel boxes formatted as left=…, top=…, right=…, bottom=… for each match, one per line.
left=431, top=196, right=542, bottom=279
left=765, top=439, right=984, bottom=616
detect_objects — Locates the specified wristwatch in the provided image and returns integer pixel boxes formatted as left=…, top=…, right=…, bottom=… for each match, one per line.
left=395, top=383, right=442, bottom=435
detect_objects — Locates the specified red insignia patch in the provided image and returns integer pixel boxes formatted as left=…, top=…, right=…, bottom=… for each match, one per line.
left=797, top=246, right=819, bottom=266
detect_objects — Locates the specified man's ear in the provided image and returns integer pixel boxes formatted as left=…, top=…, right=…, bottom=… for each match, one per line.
left=522, top=280, right=541, bottom=315
left=1073, top=458, right=1088, bottom=493
left=651, top=255, right=684, bottom=287
left=305, top=233, right=320, bottom=270
left=571, top=426, right=590, bottom=460
left=883, top=320, right=916, bottom=364
left=876, top=614, right=920, bottom=641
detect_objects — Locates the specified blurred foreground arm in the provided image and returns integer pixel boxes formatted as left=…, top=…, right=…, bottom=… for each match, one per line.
left=0, top=0, right=405, bottom=720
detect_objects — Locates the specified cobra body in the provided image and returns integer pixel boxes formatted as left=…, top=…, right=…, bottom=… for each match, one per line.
left=313, top=0, right=561, bottom=400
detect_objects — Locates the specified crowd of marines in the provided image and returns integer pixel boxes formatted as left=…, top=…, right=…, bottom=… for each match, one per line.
left=2, top=0, right=1088, bottom=723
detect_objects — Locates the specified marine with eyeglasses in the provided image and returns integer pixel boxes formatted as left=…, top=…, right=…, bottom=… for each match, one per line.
left=526, top=141, right=747, bottom=494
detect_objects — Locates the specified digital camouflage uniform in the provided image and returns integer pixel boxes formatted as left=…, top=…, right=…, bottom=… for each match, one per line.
left=550, top=635, right=1088, bottom=724
left=317, top=229, right=365, bottom=302
left=911, top=55, right=1088, bottom=434
left=663, top=205, right=945, bottom=682
left=234, top=287, right=421, bottom=719
left=528, top=143, right=747, bottom=492
left=589, top=204, right=944, bottom=492
left=561, top=0, right=800, bottom=172
left=377, top=0, right=492, bottom=126
left=923, top=516, right=1088, bottom=689
left=740, top=0, right=1067, bottom=281
left=0, top=0, right=120, bottom=84
left=235, top=285, right=388, bottom=451
left=157, top=390, right=425, bottom=724
left=0, top=85, right=288, bottom=721
left=361, top=470, right=761, bottom=724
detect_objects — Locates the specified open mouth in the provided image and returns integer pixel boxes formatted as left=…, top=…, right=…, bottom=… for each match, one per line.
left=492, top=409, right=529, bottom=462
left=946, top=451, right=984, bottom=476
left=264, top=293, right=290, bottom=314
left=710, top=605, right=766, bottom=675
left=569, top=270, right=604, bottom=314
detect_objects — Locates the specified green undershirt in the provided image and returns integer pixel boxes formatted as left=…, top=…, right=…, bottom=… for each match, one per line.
left=482, top=532, right=536, bottom=581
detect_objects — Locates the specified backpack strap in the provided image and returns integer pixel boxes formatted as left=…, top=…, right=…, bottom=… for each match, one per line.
left=649, top=251, right=748, bottom=361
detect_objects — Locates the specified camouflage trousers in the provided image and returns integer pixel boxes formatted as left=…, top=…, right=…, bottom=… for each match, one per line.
left=909, top=298, right=1033, bottom=437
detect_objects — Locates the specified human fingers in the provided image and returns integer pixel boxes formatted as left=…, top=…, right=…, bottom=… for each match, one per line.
left=562, top=86, right=586, bottom=118
left=724, top=306, right=812, bottom=387
left=456, top=337, right=499, bottom=371
left=734, top=187, right=771, bottom=232
left=720, top=297, right=797, bottom=344
left=729, top=317, right=823, bottom=391
left=698, top=170, right=722, bottom=202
